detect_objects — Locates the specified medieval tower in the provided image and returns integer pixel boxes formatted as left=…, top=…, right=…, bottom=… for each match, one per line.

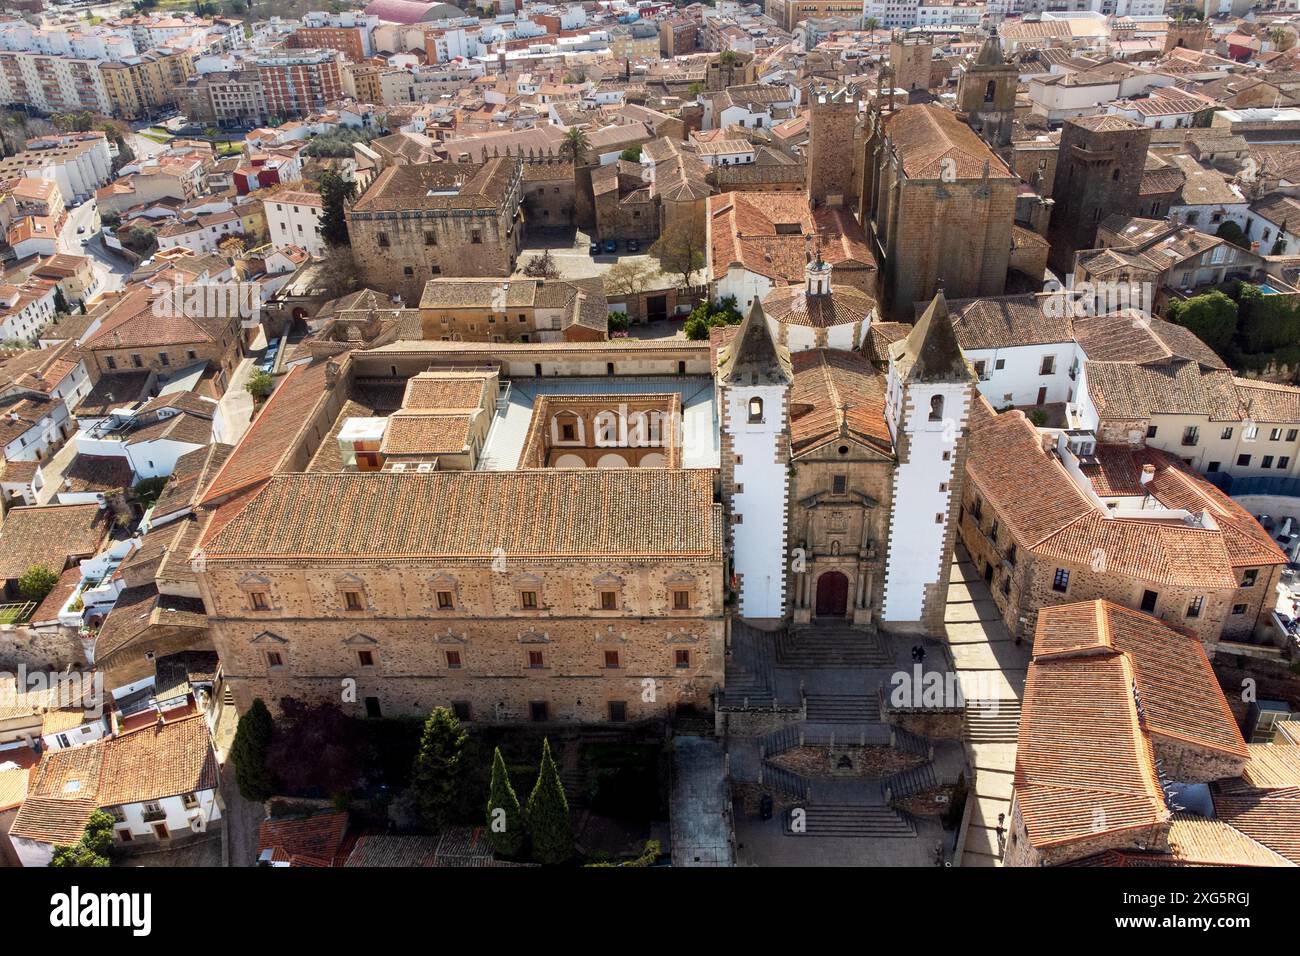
left=957, top=34, right=1018, bottom=148
left=881, top=291, right=974, bottom=634
left=888, top=31, right=934, bottom=94
left=718, top=300, right=793, bottom=622
left=1046, top=114, right=1151, bottom=273
left=807, top=86, right=858, bottom=209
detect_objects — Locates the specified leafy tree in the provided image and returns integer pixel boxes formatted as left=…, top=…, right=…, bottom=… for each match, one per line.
left=319, top=244, right=363, bottom=301
left=132, top=476, right=168, bottom=508
left=560, top=126, right=590, bottom=164
left=619, top=145, right=642, bottom=162
left=267, top=699, right=363, bottom=799
left=683, top=296, right=743, bottom=340
left=51, top=810, right=116, bottom=867
left=318, top=170, right=356, bottom=247
left=603, top=259, right=659, bottom=297
left=525, top=738, right=573, bottom=864
left=246, top=370, right=274, bottom=400
left=607, top=311, right=630, bottom=334
left=80, top=810, right=115, bottom=857
left=51, top=843, right=110, bottom=867
left=52, top=286, right=70, bottom=316
left=123, top=225, right=157, bottom=256
left=522, top=250, right=560, bottom=279
left=230, top=698, right=276, bottom=802
left=485, top=746, right=524, bottom=857
left=1165, top=290, right=1237, bottom=358
left=302, top=128, right=372, bottom=158
left=1236, top=283, right=1300, bottom=355
left=1215, top=220, right=1249, bottom=250
left=17, top=565, right=58, bottom=603
left=410, top=707, right=468, bottom=831
left=688, top=82, right=704, bottom=97
left=650, top=218, right=706, bottom=289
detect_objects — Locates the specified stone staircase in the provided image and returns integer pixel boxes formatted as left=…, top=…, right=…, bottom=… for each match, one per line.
left=721, top=621, right=779, bottom=709
left=805, top=694, right=881, bottom=723
left=965, top=698, right=1022, bottom=743
left=776, top=624, right=893, bottom=668
left=784, top=804, right=917, bottom=838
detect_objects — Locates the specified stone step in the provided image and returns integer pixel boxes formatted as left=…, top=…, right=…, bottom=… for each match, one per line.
left=805, top=694, right=881, bottom=723
left=784, top=805, right=916, bottom=838
left=777, top=629, right=893, bottom=668
left=965, top=700, right=1022, bottom=742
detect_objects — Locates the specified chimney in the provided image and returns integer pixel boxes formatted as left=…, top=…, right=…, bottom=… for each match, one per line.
left=1140, top=463, right=1155, bottom=485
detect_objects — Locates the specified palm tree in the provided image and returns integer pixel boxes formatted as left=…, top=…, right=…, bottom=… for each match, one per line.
left=560, top=126, right=590, bottom=164
left=865, top=16, right=880, bottom=31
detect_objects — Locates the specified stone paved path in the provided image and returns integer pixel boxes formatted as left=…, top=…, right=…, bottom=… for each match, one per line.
left=944, top=546, right=1030, bottom=867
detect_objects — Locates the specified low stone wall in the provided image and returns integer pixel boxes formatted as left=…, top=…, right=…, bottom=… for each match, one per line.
left=884, top=708, right=965, bottom=741
left=716, top=706, right=804, bottom=738
left=0, top=625, right=89, bottom=672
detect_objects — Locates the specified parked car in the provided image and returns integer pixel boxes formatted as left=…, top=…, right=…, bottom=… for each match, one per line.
left=603, top=239, right=617, bottom=254
left=627, top=239, right=640, bottom=252
left=589, top=241, right=600, bottom=255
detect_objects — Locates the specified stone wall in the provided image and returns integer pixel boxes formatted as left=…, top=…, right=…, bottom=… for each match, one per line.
left=0, top=625, right=87, bottom=671
left=199, top=558, right=725, bottom=724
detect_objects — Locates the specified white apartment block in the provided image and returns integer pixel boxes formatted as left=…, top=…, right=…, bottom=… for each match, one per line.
left=0, top=53, right=114, bottom=115
left=264, top=190, right=326, bottom=256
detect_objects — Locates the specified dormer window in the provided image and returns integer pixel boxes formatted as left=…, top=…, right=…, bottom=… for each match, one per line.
left=748, top=397, right=764, bottom=423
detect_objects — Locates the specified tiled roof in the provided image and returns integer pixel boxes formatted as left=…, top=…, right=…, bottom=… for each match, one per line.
left=1072, top=313, right=1227, bottom=369
left=789, top=348, right=891, bottom=456
left=1165, top=813, right=1294, bottom=866
left=200, top=469, right=723, bottom=563
left=1016, top=648, right=1168, bottom=850
left=200, top=360, right=334, bottom=506
left=882, top=104, right=1016, bottom=181
left=949, top=294, right=1072, bottom=349
left=1212, top=791, right=1300, bottom=865
left=10, top=715, right=217, bottom=844
left=0, top=503, right=110, bottom=582
left=1035, top=601, right=1247, bottom=758
left=152, top=442, right=233, bottom=520
left=380, top=411, right=476, bottom=456
left=94, top=584, right=208, bottom=662
left=401, top=371, right=492, bottom=411
left=708, top=191, right=873, bottom=284
left=967, top=410, right=1281, bottom=584
left=763, top=283, right=876, bottom=329
left=1085, top=360, right=1242, bottom=422
left=258, top=812, right=350, bottom=867
left=351, top=158, right=519, bottom=213
left=82, top=285, right=228, bottom=351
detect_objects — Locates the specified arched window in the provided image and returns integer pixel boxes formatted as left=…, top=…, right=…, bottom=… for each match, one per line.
left=1112, top=168, right=1121, bottom=182
left=748, top=396, right=764, bottom=423
left=984, top=80, right=996, bottom=103
left=929, top=395, right=944, bottom=422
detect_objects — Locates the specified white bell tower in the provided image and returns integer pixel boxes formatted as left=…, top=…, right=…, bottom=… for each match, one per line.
left=718, top=300, right=793, bottom=621
left=881, top=291, right=974, bottom=632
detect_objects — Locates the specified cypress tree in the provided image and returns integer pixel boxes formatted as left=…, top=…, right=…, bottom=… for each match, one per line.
left=410, top=706, right=468, bottom=831
left=525, top=738, right=573, bottom=864
left=230, top=698, right=276, bottom=802
left=485, top=746, right=524, bottom=857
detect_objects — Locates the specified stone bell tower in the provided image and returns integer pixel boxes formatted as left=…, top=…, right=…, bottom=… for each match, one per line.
left=957, top=33, right=1017, bottom=148
left=881, top=291, right=975, bottom=634
left=718, top=299, right=793, bottom=622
